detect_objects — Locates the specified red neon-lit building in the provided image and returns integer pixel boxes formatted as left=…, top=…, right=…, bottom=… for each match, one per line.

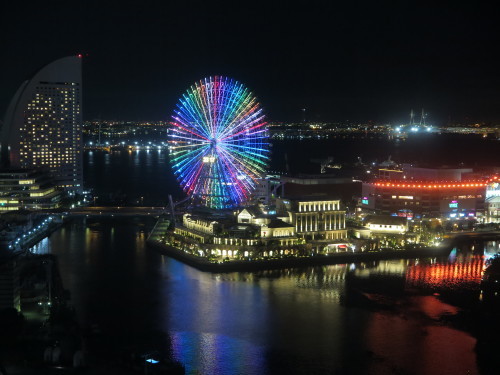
left=360, top=180, right=486, bottom=219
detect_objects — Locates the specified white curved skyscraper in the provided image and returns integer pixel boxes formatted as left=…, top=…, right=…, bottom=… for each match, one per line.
left=1, top=56, right=83, bottom=193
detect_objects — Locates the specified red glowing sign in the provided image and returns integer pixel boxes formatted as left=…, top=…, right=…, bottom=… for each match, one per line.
left=373, top=181, right=486, bottom=189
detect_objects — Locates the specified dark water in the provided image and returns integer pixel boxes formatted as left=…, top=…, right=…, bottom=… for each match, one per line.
left=84, top=134, right=500, bottom=205
left=31, top=218, right=500, bottom=374
left=46, top=134, right=500, bottom=373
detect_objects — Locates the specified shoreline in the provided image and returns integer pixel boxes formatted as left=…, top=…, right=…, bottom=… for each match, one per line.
left=146, top=239, right=452, bottom=273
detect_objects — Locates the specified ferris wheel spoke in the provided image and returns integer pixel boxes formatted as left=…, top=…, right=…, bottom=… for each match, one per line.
left=215, top=84, right=248, bottom=139
left=220, top=97, right=260, bottom=135
left=173, top=115, right=210, bottom=140
left=193, top=84, right=213, bottom=137
left=171, top=145, right=209, bottom=173
left=220, top=120, right=267, bottom=142
left=216, top=147, right=262, bottom=188
left=170, top=121, right=210, bottom=141
left=182, top=92, right=210, bottom=138
left=218, top=108, right=265, bottom=140
left=217, top=96, right=256, bottom=140
left=218, top=143, right=267, bottom=174
left=177, top=95, right=210, bottom=138
left=217, top=158, right=248, bottom=202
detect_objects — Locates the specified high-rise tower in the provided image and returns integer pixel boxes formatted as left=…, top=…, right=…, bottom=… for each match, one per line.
left=1, top=56, right=83, bottom=193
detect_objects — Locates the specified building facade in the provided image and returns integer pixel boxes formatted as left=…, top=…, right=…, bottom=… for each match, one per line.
left=365, top=215, right=408, bottom=234
left=276, top=196, right=347, bottom=240
left=1, top=56, right=83, bottom=193
left=0, top=169, right=62, bottom=211
left=360, top=180, right=486, bottom=219
left=485, top=178, right=500, bottom=223
left=182, top=213, right=221, bottom=235
left=280, top=175, right=361, bottom=205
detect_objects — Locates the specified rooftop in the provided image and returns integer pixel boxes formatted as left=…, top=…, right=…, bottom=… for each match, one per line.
left=369, top=181, right=487, bottom=188
left=281, top=195, right=341, bottom=202
left=267, top=219, right=294, bottom=228
left=365, top=215, right=408, bottom=226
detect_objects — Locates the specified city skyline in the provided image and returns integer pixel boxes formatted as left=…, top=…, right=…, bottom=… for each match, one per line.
left=2, top=2, right=500, bottom=124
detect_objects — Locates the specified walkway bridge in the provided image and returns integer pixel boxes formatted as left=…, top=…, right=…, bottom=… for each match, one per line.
left=67, top=206, right=168, bottom=217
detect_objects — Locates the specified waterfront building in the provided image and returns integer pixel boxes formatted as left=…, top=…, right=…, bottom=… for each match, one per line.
left=172, top=206, right=302, bottom=259
left=360, top=180, right=486, bottom=219
left=276, top=196, right=347, bottom=240
left=485, top=177, right=500, bottom=223
left=167, top=194, right=348, bottom=260
left=237, top=206, right=283, bottom=224
left=182, top=213, right=221, bottom=235
left=485, top=197, right=500, bottom=223
left=365, top=215, right=408, bottom=234
left=280, top=175, right=361, bottom=205
left=1, top=56, right=83, bottom=193
left=237, top=206, right=267, bottom=225
left=260, top=219, right=296, bottom=239
left=0, top=169, right=62, bottom=211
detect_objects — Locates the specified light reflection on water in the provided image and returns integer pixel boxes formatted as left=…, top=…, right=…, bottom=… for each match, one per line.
left=31, top=218, right=500, bottom=374
left=170, top=331, right=265, bottom=375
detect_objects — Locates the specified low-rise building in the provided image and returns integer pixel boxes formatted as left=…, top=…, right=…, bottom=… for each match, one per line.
left=169, top=196, right=348, bottom=260
left=360, top=180, right=486, bottom=219
left=0, top=169, right=62, bottom=211
left=485, top=177, right=500, bottom=223
left=237, top=206, right=270, bottom=225
left=276, top=196, right=347, bottom=240
left=280, top=175, right=361, bottom=204
left=261, top=219, right=295, bottom=239
left=485, top=197, right=500, bottom=223
left=182, top=213, right=221, bottom=235
left=365, top=215, right=408, bottom=234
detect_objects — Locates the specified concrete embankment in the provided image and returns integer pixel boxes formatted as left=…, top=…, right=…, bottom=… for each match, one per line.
left=4, top=219, right=64, bottom=254
left=147, top=239, right=452, bottom=273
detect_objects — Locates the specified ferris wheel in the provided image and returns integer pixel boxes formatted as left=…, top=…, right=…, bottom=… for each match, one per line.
left=168, top=76, right=270, bottom=209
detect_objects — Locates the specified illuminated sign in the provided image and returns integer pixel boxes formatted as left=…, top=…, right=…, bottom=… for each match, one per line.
left=397, top=210, right=413, bottom=218
left=449, top=200, right=458, bottom=208
left=202, top=156, right=216, bottom=163
left=362, top=199, right=369, bottom=205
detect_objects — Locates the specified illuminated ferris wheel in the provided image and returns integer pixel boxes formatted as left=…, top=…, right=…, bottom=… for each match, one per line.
left=168, top=76, right=270, bottom=209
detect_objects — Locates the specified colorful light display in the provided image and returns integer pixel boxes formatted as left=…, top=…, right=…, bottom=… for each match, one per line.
left=168, top=76, right=270, bottom=209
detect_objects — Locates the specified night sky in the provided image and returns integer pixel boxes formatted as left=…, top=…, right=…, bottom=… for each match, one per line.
left=2, top=1, right=500, bottom=124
